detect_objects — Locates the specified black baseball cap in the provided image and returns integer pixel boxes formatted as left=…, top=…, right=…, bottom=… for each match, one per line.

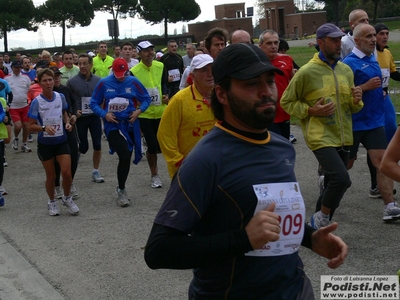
left=11, top=60, right=22, bottom=68
left=212, top=43, right=283, bottom=84
left=49, top=66, right=62, bottom=75
left=374, top=23, right=389, bottom=34
left=34, top=60, right=49, bottom=69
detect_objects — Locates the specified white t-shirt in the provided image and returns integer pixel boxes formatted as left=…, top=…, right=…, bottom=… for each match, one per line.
left=5, top=73, right=31, bottom=109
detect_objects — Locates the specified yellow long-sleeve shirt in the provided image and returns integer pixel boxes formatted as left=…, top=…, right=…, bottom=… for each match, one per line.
left=157, top=84, right=215, bottom=178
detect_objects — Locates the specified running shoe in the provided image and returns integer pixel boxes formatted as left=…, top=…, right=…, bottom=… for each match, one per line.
left=21, top=143, right=32, bottom=153
left=369, top=187, right=381, bottom=198
left=0, top=185, right=8, bottom=196
left=116, top=186, right=130, bottom=207
left=71, top=184, right=78, bottom=199
left=310, top=211, right=330, bottom=229
left=0, top=196, right=4, bottom=207
left=3, top=160, right=7, bottom=167
left=54, top=186, right=63, bottom=199
left=369, top=187, right=397, bottom=199
left=28, top=134, right=34, bottom=143
left=151, top=174, right=162, bottom=188
left=12, top=138, right=19, bottom=150
left=62, top=196, right=79, bottom=215
left=289, top=134, right=297, bottom=144
left=48, top=200, right=60, bottom=216
left=383, top=202, right=400, bottom=222
left=92, top=170, right=105, bottom=183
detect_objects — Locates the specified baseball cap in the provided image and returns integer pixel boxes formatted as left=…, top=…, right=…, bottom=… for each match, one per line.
left=190, top=54, right=213, bottom=73
left=11, top=60, right=22, bottom=68
left=137, top=41, right=154, bottom=52
left=212, top=43, right=283, bottom=84
left=34, top=60, right=49, bottom=69
left=155, top=52, right=163, bottom=59
left=316, top=23, right=345, bottom=39
left=49, top=66, right=62, bottom=75
left=374, top=23, right=389, bottom=34
left=111, top=58, right=130, bottom=78
left=87, top=51, right=95, bottom=57
left=53, top=52, right=61, bottom=56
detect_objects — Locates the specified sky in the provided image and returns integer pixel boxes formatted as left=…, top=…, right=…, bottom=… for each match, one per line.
left=2, top=0, right=257, bottom=52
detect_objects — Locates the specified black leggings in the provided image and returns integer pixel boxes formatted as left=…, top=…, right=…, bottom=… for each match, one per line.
left=108, top=130, right=133, bottom=190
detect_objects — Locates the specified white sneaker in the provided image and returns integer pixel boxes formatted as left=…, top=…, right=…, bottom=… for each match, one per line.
left=12, top=138, right=19, bottom=150
left=115, top=186, right=130, bottom=207
left=0, top=185, right=8, bottom=195
left=28, top=134, right=34, bottom=143
left=21, top=143, right=32, bottom=153
left=92, top=171, right=105, bottom=183
left=383, top=202, right=400, bottom=222
left=71, top=184, right=78, bottom=199
left=48, top=200, right=60, bottom=216
left=62, top=196, right=79, bottom=215
left=54, top=186, right=63, bottom=199
left=151, top=174, right=162, bottom=188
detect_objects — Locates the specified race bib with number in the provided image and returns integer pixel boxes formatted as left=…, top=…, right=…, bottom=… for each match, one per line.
left=381, top=68, right=390, bottom=88
left=168, top=69, right=181, bottom=82
left=108, top=97, right=129, bottom=113
left=43, top=115, right=63, bottom=137
left=246, top=182, right=305, bottom=257
left=147, top=87, right=161, bottom=106
left=81, top=97, right=93, bottom=114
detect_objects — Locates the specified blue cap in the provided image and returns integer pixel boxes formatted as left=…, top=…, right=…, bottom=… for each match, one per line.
left=316, top=23, right=345, bottom=39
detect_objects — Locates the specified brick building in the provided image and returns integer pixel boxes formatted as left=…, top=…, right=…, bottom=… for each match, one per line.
left=259, top=0, right=326, bottom=39
left=188, top=1, right=326, bottom=42
left=188, top=3, right=253, bottom=43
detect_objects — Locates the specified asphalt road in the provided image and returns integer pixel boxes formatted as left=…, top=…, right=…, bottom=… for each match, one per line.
left=0, top=124, right=399, bottom=300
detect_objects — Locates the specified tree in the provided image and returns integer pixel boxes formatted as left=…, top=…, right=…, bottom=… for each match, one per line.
left=316, top=0, right=342, bottom=25
left=0, top=0, right=37, bottom=52
left=92, top=0, right=138, bottom=45
left=36, top=0, right=94, bottom=51
left=137, top=0, right=201, bottom=38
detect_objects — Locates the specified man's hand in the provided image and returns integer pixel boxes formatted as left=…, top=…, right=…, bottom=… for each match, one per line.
left=105, top=112, right=119, bottom=123
left=245, top=202, right=281, bottom=250
left=308, top=98, right=335, bottom=117
left=351, top=86, right=363, bottom=105
left=162, top=95, right=169, bottom=105
left=69, top=115, right=77, bottom=125
left=311, top=222, right=348, bottom=269
left=65, top=122, right=72, bottom=132
left=129, top=109, right=141, bottom=123
left=360, top=76, right=381, bottom=92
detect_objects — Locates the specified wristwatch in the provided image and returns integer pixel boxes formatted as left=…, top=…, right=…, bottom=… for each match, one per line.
left=42, top=125, right=46, bottom=131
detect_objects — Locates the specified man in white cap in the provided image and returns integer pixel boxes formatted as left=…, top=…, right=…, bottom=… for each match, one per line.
left=131, top=41, right=169, bottom=188
left=158, top=54, right=215, bottom=178
left=90, top=58, right=151, bottom=207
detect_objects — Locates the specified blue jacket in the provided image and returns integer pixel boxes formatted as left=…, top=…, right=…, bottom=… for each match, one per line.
left=90, top=75, right=151, bottom=164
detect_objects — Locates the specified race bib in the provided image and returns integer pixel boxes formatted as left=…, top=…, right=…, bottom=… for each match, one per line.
left=168, top=69, right=181, bottom=82
left=81, top=97, right=93, bottom=114
left=246, top=182, right=305, bottom=257
left=381, top=68, right=390, bottom=88
left=108, top=97, right=129, bottom=112
left=147, top=87, right=161, bottom=106
left=43, top=115, right=63, bottom=137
